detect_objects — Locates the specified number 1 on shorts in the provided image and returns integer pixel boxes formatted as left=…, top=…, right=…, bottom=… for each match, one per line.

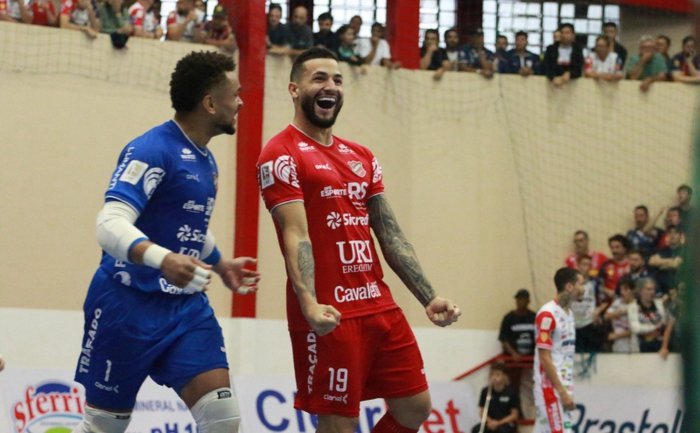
left=328, top=367, right=348, bottom=392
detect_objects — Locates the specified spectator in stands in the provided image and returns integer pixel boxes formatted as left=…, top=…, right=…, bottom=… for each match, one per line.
left=459, top=28, right=495, bottom=78
left=656, top=206, right=683, bottom=250
left=603, top=21, right=627, bottom=65
left=59, top=0, right=100, bottom=39
left=660, top=287, right=681, bottom=359
left=626, top=35, right=668, bottom=92
left=498, top=289, right=536, bottom=361
left=166, top=0, right=204, bottom=43
left=572, top=255, right=606, bottom=352
left=649, top=225, right=684, bottom=297
left=605, top=278, right=636, bottom=353
left=671, top=36, right=700, bottom=83
left=599, top=234, right=630, bottom=301
left=420, top=28, right=441, bottom=70
left=552, top=29, right=561, bottom=43
left=97, top=0, right=130, bottom=36
left=313, top=12, right=336, bottom=51
left=495, top=34, right=508, bottom=69
left=28, top=0, right=57, bottom=26
left=627, top=205, right=661, bottom=259
left=0, top=0, right=31, bottom=23
left=287, top=5, right=313, bottom=55
left=656, top=34, right=674, bottom=80
left=676, top=184, right=693, bottom=230
left=564, top=230, right=607, bottom=274
left=128, top=0, right=161, bottom=39
left=584, top=35, right=624, bottom=81
left=334, top=24, right=365, bottom=70
left=628, top=249, right=652, bottom=283
left=628, top=278, right=667, bottom=353
left=434, top=27, right=461, bottom=74
left=203, top=4, right=236, bottom=54
left=500, top=31, right=540, bottom=76
left=357, top=22, right=400, bottom=68
left=348, top=14, right=362, bottom=36
left=266, top=2, right=290, bottom=54
left=542, top=23, right=584, bottom=87
left=471, top=363, right=520, bottom=433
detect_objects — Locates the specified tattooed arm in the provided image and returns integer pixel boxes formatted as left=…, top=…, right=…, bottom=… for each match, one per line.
left=272, top=202, right=341, bottom=335
left=368, top=194, right=461, bottom=327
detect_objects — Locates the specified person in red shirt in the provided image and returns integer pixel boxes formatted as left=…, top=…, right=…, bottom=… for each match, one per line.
left=599, top=234, right=631, bottom=301
left=564, top=230, right=607, bottom=276
left=29, top=0, right=57, bottom=26
left=257, top=47, right=461, bottom=433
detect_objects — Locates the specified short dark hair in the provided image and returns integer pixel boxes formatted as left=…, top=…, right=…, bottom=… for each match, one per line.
left=657, top=34, right=671, bottom=46
left=554, top=267, right=580, bottom=293
left=628, top=249, right=643, bottom=258
left=683, top=36, right=695, bottom=46
left=595, top=35, right=610, bottom=46
left=603, top=22, right=617, bottom=29
left=444, top=28, right=458, bottom=39
left=170, top=51, right=235, bottom=113
left=490, top=362, right=508, bottom=374
left=290, top=47, right=338, bottom=82
left=268, top=2, right=282, bottom=13
left=608, top=234, right=630, bottom=251
left=515, top=31, right=528, bottom=38
left=668, top=206, right=682, bottom=215
left=574, top=230, right=589, bottom=239
left=678, top=184, right=693, bottom=195
left=317, top=12, right=332, bottom=22
left=635, top=205, right=649, bottom=214
left=371, top=22, right=384, bottom=31
left=425, top=28, right=439, bottom=38
left=559, top=22, right=575, bottom=33
left=336, top=24, right=352, bottom=38
left=616, top=277, right=634, bottom=296
left=497, top=34, right=508, bottom=41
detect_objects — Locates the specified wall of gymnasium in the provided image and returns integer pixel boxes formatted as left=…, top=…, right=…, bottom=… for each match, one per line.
left=0, top=23, right=696, bottom=330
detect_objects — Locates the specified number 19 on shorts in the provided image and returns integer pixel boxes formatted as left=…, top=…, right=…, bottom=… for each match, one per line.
left=328, top=368, right=348, bottom=392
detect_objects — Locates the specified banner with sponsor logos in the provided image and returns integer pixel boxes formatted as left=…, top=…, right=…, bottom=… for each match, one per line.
left=233, top=375, right=479, bottom=433
left=1, top=368, right=478, bottom=433
left=571, top=384, right=685, bottom=433
left=0, top=368, right=197, bottom=433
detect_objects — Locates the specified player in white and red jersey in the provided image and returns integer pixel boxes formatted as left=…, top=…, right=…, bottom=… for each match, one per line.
left=257, top=47, right=461, bottom=433
left=533, top=267, right=585, bottom=433
left=128, top=0, right=161, bottom=39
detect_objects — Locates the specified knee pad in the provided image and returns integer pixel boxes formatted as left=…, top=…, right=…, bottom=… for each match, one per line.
left=72, top=405, right=131, bottom=433
left=190, top=387, right=240, bottom=433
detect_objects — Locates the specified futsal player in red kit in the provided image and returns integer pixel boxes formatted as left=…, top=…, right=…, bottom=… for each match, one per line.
left=257, top=47, right=462, bottom=433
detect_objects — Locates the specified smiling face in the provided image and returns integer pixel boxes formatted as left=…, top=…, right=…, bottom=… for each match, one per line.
left=290, top=58, right=344, bottom=129
left=209, top=72, right=243, bottom=135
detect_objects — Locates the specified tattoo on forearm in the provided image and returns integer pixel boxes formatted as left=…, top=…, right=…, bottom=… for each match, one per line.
left=297, top=241, right=316, bottom=299
left=368, top=196, right=436, bottom=306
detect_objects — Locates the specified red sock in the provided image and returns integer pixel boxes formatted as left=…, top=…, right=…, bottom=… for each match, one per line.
left=371, top=412, right=419, bottom=433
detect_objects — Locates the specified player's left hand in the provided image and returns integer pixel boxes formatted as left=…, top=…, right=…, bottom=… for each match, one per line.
left=215, top=257, right=260, bottom=294
left=425, top=297, right=461, bottom=327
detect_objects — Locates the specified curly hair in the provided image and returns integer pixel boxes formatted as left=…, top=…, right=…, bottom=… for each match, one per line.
left=170, top=51, right=236, bottom=113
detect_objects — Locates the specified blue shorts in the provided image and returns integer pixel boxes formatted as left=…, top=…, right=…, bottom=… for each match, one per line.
left=74, top=269, right=228, bottom=410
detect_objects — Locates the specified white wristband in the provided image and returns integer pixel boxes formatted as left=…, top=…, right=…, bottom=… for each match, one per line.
left=142, top=244, right=172, bottom=270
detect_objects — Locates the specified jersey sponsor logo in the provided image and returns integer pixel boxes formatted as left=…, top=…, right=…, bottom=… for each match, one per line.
left=372, top=157, right=383, bottom=183
left=113, top=271, right=131, bottom=286
left=323, top=393, right=349, bottom=404
left=347, top=161, right=366, bottom=177
left=183, top=200, right=205, bottom=213
left=315, top=163, right=332, bottom=171
left=273, top=155, right=300, bottom=188
left=320, top=182, right=368, bottom=204
left=337, top=143, right=354, bottom=154
left=540, top=316, right=553, bottom=331
left=159, top=277, right=188, bottom=295
left=298, top=141, right=316, bottom=152
left=11, top=381, right=84, bottom=433
left=321, top=186, right=347, bottom=198
left=118, top=160, right=148, bottom=185
left=334, top=281, right=381, bottom=303
left=258, top=161, right=274, bottom=189
left=109, top=146, right=135, bottom=190
left=143, top=167, right=165, bottom=199
left=337, top=240, right=373, bottom=273
left=326, top=212, right=369, bottom=230
left=186, top=173, right=200, bottom=182
left=176, top=224, right=206, bottom=243
left=347, top=182, right=368, bottom=200
left=181, top=147, right=197, bottom=161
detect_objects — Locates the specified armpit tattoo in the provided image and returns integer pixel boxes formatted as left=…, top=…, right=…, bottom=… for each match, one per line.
left=368, top=196, right=436, bottom=306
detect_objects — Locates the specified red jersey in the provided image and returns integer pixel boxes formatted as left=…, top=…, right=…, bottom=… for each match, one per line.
left=600, top=259, right=630, bottom=292
left=258, top=124, right=398, bottom=331
left=565, top=251, right=607, bottom=271
left=30, top=0, right=55, bottom=25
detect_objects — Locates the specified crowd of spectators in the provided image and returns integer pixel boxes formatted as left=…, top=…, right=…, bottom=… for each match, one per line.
left=0, top=0, right=235, bottom=51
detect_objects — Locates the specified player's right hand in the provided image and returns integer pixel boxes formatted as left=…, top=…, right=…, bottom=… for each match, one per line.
left=561, top=391, right=575, bottom=411
left=304, top=304, right=341, bottom=336
left=161, top=253, right=212, bottom=293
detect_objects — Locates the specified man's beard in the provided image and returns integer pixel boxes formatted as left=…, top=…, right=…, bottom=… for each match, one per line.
left=300, top=93, right=343, bottom=128
left=216, top=119, right=236, bottom=135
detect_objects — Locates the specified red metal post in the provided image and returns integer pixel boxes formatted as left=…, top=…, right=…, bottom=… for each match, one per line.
left=386, top=0, right=420, bottom=69
left=223, top=0, right=267, bottom=317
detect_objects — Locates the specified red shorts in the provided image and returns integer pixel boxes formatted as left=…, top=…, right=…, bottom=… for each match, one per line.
left=290, top=308, right=428, bottom=417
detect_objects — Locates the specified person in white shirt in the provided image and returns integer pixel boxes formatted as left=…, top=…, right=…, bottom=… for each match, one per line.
left=584, top=35, right=623, bottom=81
left=605, top=278, right=636, bottom=353
left=356, top=22, right=400, bottom=69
